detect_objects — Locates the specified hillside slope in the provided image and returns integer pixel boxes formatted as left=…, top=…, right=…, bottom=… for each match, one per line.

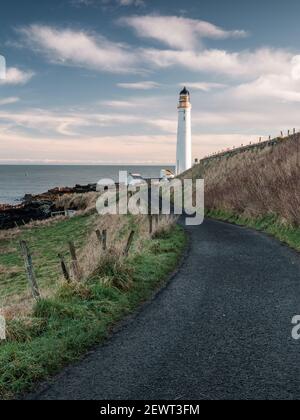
left=186, top=135, right=300, bottom=226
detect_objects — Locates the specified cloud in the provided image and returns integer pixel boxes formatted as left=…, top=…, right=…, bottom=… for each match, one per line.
left=0, top=55, right=5, bottom=79
left=179, top=82, right=227, bottom=92
left=0, top=108, right=149, bottom=137
left=0, top=129, right=260, bottom=165
left=232, top=54, right=300, bottom=103
left=117, top=81, right=160, bottom=89
left=0, top=67, right=34, bottom=85
left=117, top=0, right=144, bottom=5
left=98, top=95, right=160, bottom=110
left=19, top=25, right=141, bottom=74
left=291, top=55, right=300, bottom=80
left=101, top=100, right=137, bottom=108
left=234, top=74, right=300, bottom=103
left=71, top=0, right=145, bottom=8
left=0, top=132, right=175, bottom=165
left=0, top=97, right=20, bottom=106
left=142, top=47, right=292, bottom=78
left=0, top=109, right=86, bottom=136
left=18, top=23, right=291, bottom=81
left=149, top=118, right=177, bottom=134
left=120, top=15, right=247, bottom=50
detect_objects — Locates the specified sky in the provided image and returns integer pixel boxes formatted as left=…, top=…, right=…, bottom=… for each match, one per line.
left=1, top=0, right=300, bottom=164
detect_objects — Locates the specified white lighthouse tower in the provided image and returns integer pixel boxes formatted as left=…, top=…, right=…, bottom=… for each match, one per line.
left=176, top=87, right=192, bottom=175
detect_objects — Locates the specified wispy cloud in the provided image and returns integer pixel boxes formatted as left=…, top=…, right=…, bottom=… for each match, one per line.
left=17, top=23, right=292, bottom=81
left=0, top=97, right=20, bottom=106
left=117, top=81, right=160, bottom=89
left=19, top=25, right=141, bottom=74
left=117, top=0, right=145, bottom=5
left=234, top=75, right=300, bottom=103
left=0, top=67, right=34, bottom=85
left=119, top=15, right=247, bottom=50
left=142, top=47, right=292, bottom=78
left=0, top=131, right=175, bottom=165
left=71, top=0, right=145, bottom=8
left=98, top=95, right=160, bottom=110
left=0, top=108, right=148, bottom=136
left=179, top=82, right=227, bottom=92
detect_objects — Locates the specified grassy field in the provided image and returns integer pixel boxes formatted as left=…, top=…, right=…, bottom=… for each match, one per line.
left=206, top=209, right=300, bottom=252
left=0, top=214, right=96, bottom=313
left=0, top=214, right=186, bottom=399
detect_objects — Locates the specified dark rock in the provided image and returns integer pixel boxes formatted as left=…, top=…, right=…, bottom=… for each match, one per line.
left=0, top=183, right=97, bottom=230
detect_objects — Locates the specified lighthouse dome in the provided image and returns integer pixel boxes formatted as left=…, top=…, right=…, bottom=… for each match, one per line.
left=180, top=86, right=190, bottom=96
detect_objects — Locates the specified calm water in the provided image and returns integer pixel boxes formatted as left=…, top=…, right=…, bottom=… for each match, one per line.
left=0, top=165, right=175, bottom=205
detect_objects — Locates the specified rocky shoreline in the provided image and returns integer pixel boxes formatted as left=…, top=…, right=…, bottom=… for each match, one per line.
left=0, top=183, right=97, bottom=230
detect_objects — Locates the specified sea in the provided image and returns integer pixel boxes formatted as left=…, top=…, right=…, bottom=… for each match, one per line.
left=0, top=165, right=175, bottom=205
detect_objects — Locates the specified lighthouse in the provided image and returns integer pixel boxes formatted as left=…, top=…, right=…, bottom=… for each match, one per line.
left=176, top=87, right=192, bottom=175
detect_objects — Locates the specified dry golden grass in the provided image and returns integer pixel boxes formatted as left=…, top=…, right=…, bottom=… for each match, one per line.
left=78, top=213, right=176, bottom=282
left=55, top=191, right=101, bottom=213
left=186, top=135, right=300, bottom=225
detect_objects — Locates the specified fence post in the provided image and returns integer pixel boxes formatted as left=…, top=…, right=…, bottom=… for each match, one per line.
left=58, top=253, right=70, bottom=282
left=96, top=229, right=107, bottom=251
left=19, top=240, right=40, bottom=300
left=68, top=241, right=81, bottom=281
left=149, top=215, right=153, bottom=235
left=102, top=230, right=107, bottom=251
left=124, top=231, right=135, bottom=257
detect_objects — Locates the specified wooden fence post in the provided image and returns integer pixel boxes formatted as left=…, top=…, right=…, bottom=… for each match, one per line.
left=149, top=215, right=153, bottom=235
left=96, top=229, right=107, bottom=251
left=58, top=253, right=70, bottom=282
left=19, top=240, right=40, bottom=300
left=96, top=229, right=102, bottom=248
left=68, top=241, right=81, bottom=281
left=124, top=231, right=135, bottom=257
left=102, top=229, right=107, bottom=251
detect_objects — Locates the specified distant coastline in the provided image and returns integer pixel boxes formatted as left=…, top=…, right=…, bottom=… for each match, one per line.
left=0, top=164, right=175, bottom=205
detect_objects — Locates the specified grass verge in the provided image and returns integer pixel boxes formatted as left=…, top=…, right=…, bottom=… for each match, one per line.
left=0, top=223, right=186, bottom=399
left=206, top=209, right=300, bottom=252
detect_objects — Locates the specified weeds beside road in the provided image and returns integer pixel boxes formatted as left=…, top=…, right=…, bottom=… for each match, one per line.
left=206, top=209, right=300, bottom=253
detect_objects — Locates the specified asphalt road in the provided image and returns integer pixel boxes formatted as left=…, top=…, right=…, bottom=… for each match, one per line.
left=27, top=219, right=300, bottom=400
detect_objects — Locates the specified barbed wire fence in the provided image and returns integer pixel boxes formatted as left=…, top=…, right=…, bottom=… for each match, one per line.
left=0, top=213, right=175, bottom=320
left=199, top=129, right=300, bottom=163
